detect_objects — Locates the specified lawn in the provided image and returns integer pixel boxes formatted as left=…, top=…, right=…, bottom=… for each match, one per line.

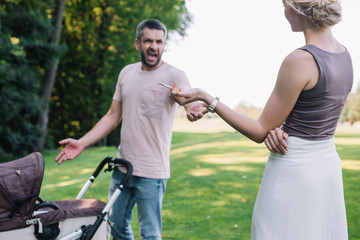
left=37, top=125, right=360, bottom=239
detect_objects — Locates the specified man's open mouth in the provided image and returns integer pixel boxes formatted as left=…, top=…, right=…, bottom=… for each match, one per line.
left=147, top=51, right=158, bottom=62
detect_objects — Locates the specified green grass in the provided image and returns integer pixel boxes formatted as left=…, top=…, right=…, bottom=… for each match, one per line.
left=37, top=129, right=360, bottom=239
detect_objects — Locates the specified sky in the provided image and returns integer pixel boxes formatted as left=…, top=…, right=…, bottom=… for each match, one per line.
left=163, top=0, right=360, bottom=108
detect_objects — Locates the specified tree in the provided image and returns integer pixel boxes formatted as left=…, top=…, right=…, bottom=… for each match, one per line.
left=0, top=0, right=64, bottom=158
left=342, top=85, right=360, bottom=125
left=36, top=0, right=67, bottom=151
left=48, top=0, right=192, bottom=148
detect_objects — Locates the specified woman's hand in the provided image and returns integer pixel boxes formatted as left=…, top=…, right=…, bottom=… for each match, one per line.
left=170, top=81, right=208, bottom=106
left=264, top=128, right=288, bottom=154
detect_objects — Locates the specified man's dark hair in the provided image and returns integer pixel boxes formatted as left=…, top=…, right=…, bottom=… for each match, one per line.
left=136, top=19, right=167, bottom=41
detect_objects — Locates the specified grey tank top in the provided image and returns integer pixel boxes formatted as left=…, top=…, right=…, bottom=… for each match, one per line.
left=282, top=45, right=353, bottom=140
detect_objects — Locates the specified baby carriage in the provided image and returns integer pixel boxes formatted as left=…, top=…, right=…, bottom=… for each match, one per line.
left=0, top=152, right=132, bottom=240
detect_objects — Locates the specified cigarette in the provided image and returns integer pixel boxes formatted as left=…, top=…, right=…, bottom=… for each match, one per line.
left=158, top=82, right=172, bottom=89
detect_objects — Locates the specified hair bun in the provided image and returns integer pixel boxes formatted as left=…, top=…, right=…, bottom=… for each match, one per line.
left=287, top=0, right=342, bottom=28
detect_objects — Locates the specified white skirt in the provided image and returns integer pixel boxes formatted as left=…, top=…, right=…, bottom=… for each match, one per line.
left=251, top=137, right=348, bottom=240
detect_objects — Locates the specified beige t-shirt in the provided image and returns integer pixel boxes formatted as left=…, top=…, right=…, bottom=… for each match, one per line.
left=113, top=62, right=190, bottom=179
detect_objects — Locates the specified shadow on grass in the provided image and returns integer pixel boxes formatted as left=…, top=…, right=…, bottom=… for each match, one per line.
left=40, top=146, right=118, bottom=202
left=17, top=130, right=360, bottom=239
left=163, top=132, right=268, bottom=239
left=343, top=167, right=360, bottom=240
left=164, top=131, right=360, bottom=239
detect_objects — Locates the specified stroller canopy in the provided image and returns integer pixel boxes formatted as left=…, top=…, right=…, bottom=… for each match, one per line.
left=0, top=152, right=44, bottom=231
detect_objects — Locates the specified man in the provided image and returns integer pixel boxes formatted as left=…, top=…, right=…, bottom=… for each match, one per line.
left=55, top=19, right=207, bottom=240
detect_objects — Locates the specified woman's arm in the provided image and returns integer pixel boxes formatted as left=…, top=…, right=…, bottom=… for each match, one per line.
left=172, top=49, right=318, bottom=143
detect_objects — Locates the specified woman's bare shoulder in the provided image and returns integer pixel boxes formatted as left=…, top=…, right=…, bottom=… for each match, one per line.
left=285, top=49, right=314, bottom=65
left=280, top=48, right=318, bottom=90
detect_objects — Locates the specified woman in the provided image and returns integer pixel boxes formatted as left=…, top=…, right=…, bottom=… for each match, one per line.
left=171, top=0, right=353, bottom=239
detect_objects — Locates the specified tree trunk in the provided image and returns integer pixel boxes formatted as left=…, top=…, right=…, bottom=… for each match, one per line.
left=36, top=0, right=66, bottom=151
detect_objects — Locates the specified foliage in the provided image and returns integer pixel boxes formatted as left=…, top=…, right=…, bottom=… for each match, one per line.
left=48, top=0, right=192, bottom=148
left=342, top=85, right=360, bottom=125
left=38, top=129, right=360, bottom=239
left=0, top=0, right=64, bottom=157
left=0, top=0, right=191, bottom=156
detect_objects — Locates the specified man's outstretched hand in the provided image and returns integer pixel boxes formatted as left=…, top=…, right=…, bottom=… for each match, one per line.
left=55, top=138, right=85, bottom=165
left=186, top=101, right=208, bottom=122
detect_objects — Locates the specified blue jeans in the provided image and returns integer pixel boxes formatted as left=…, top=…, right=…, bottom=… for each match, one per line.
left=108, top=167, right=167, bottom=240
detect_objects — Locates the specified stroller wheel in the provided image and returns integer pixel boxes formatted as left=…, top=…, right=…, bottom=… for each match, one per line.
left=34, top=222, right=60, bottom=240
left=33, top=201, right=61, bottom=240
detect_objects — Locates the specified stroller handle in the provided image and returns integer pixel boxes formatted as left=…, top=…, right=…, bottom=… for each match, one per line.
left=76, top=157, right=132, bottom=200
left=60, top=157, right=133, bottom=240
left=93, top=157, right=133, bottom=185
left=78, top=158, right=133, bottom=240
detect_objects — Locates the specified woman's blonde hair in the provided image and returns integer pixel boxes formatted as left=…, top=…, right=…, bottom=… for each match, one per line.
left=285, top=0, right=342, bottom=28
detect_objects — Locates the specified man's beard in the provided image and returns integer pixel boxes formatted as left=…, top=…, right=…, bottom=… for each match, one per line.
left=140, top=46, right=163, bottom=69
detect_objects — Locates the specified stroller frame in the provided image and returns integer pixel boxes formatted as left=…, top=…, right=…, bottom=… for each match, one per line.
left=60, top=156, right=132, bottom=240
left=0, top=153, right=132, bottom=240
